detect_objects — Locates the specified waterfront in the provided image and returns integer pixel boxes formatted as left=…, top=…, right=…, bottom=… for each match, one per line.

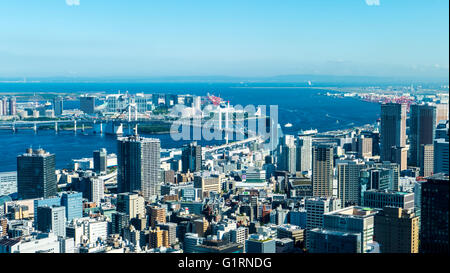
left=0, top=83, right=381, bottom=172
left=0, top=82, right=381, bottom=134
left=0, top=129, right=227, bottom=172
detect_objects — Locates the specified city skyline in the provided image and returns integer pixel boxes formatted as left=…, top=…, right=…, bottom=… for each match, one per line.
left=0, top=0, right=448, bottom=261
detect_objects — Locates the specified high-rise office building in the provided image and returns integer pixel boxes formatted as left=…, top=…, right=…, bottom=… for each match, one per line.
left=380, top=103, right=406, bottom=164
left=280, top=144, right=297, bottom=174
left=420, top=173, right=449, bottom=253
left=323, top=206, right=378, bottom=253
left=117, top=135, right=160, bottom=201
left=93, top=148, right=107, bottom=174
left=193, top=174, right=221, bottom=199
left=53, top=96, right=64, bottom=116
left=364, top=130, right=381, bottom=156
left=435, top=103, right=449, bottom=124
left=89, top=178, right=104, bottom=205
left=336, top=160, right=366, bottom=207
left=391, top=146, right=408, bottom=171
left=435, top=120, right=449, bottom=140
left=312, top=144, right=334, bottom=197
left=0, top=171, right=17, bottom=196
left=381, top=161, right=401, bottom=191
left=374, top=207, right=419, bottom=253
left=434, top=120, right=449, bottom=175
left=79, top=95, right=96, bottom=114
left=357, top=136, right=373, bottom=158
left=305, top=197, right=341, bottom=230
left=60, top=191, right=83, bottom=221
left=17, top=148, right=57, bottom=200
left=111, top=212, right=129, bottom=235
left=289, top=209, right=307, bottom=229
left=296, top=135, right=312, bottom=173
left=363, top=161, right=401, bottom=191
left=359, top=168, right=391, bottom=205
left=181, top=142, right=202, bottom=173
left=362, top=190, right=414, bottom=210
left=34, top=191, right=83, bottom=223
left=420, top=144, right=434, bottom=177
left=116, top=192, right=145, bottom=220
left=308, top=228, right=361, bottom=253
left=434, top=139, right=449, bottom=175
left=36, top=205, right=66, bottom=238
left=34, top=196, right=61, bottom=224
left=409, top=104, right=436, bottom=167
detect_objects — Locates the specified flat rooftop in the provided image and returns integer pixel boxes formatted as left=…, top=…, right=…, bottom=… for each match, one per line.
left=326, top=206, right=378, bottom=217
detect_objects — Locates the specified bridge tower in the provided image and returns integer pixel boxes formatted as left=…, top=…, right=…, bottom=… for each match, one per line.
left=127, top=99, right=138, bottom=122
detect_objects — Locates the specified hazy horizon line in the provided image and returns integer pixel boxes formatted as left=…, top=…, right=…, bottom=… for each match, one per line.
left=0, top=73, right=448, bottom=84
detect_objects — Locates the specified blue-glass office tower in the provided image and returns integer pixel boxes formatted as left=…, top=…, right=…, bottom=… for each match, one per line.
left=34, top=191, right=83, bottom=224
left=61, top=192, right=83, bottom=221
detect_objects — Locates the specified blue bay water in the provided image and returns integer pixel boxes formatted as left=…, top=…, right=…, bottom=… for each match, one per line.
left=0, top=82, right=381, bottom=172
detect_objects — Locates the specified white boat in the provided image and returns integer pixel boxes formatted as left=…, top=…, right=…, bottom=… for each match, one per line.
left=298, top=129, right=318, bottom=135
left=284, top=123, right=293, bottom=128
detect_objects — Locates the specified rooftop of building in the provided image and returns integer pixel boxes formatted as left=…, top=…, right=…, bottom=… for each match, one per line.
left=309, top=228, right=361, bottom=237
left=364, top=189, right=413, bottom=195
left=326, top=206, right=378, bottom=218
left=426, top=172, right=449, bottom=182
left=305, top=196, right=340, bottom=202
left=19, top=148, right=53, bottom=157
left=117, top=135, right=160, bottom=143
left=275, top=238, right=294, bottom=244
left=434, top=138, right=449, bottom=143
left=277, top=224, right=303, bottom=231
left=376, top=206, right=416, bottom=219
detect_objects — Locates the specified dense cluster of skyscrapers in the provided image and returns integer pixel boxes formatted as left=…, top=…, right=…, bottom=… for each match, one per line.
left=0, top=94, right=448, bottom=253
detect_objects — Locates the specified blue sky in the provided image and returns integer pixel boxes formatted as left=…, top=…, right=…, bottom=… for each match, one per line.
left=0, top=0, right=448, bottom=79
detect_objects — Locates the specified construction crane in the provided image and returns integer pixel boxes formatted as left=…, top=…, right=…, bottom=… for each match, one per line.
left=207, top=93, right=222, bottom=106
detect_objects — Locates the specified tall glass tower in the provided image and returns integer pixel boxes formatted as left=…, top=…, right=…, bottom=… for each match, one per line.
left=117, top=135, right=160, bottom=201
left=17, top=148, right=56, bottom=200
